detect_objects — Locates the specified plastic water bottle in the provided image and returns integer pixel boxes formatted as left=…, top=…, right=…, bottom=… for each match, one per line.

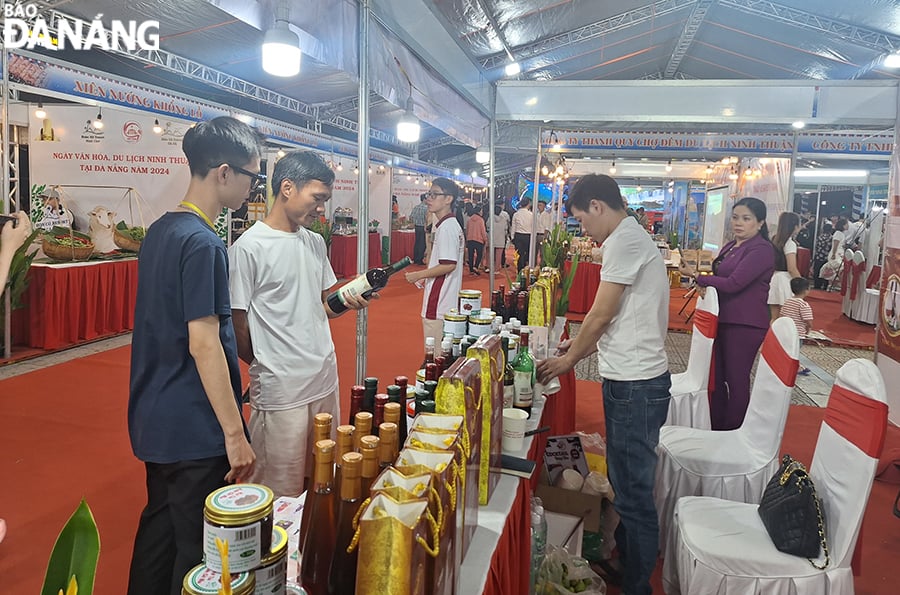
left=530, top=498, right=548, bottom=593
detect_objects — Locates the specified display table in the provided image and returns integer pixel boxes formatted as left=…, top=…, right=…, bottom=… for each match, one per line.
left=23, top=258, right=139, bottom=350
left=460, top=396, right=550, bottom=595
left=565, top=260, right=602, bottom=314
left=330, top=233, right=381, bottom=278
left=390, top=229, right=416, bottom=262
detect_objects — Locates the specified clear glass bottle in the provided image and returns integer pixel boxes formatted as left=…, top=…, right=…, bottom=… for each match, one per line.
left=300, top=440, right=337, bottom=595
left=512, top=328, right=535, bottom=417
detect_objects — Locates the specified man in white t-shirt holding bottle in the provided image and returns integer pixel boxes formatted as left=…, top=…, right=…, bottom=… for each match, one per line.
left=537, top=174, right=670, bottom=595
left=228, top=150, right=371, bottom=498
left=405, top=177, right=464, bottom=347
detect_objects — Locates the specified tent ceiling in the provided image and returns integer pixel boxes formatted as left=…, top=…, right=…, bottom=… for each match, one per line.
left=19, top=0, right=900, bottom=175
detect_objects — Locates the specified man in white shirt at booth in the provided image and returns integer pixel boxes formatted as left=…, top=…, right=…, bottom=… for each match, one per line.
left=537, top=174, right=670, bottom=595
left=405, top=177, right=464, bottom=347
left=229, top=150, right=370, bottom=498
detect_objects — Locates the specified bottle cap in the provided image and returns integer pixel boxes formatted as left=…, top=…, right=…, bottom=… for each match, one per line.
left=425, top=337, right=435, bottom=347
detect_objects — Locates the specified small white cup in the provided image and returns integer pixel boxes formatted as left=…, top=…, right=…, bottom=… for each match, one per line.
left=502, top=408, right=529, bottom=453
left=581, top=471, right=610, bottom=497
left=558, top=468, right=585, bottom=491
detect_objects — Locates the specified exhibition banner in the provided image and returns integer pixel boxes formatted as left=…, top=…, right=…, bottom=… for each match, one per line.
left=392, top=174, right=429, bottom=218
left=878, top=149, right=900, bottom=425
left=544, top=130, right=893, bottom=157
left=330, top=169, right=391, bottom=237
left=28, top=104, right=192, bottom=235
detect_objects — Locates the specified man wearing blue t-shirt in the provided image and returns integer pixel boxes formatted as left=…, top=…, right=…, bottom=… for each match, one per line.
left=127, top=117, right=262, bottom=595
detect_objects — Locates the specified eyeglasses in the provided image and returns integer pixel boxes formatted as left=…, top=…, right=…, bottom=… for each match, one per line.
left=216, top=163, right=267, bottom=191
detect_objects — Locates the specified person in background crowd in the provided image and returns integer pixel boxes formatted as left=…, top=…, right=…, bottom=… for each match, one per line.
left=391, top=195, right=400, bottom=220
left=795, top=213, right=815, bottom=251
left=405, top=177, right=464, bottom=346
left=844, top=215, right=866, bottom=251
left=228, top=151, right=372, bottom=499
left=679, top=197, right=774, bottom=431
left=127, top=117, right=260, bottom=595
left=465, top=203, right=487, bottom=276
left=812, top=217, right=834, bottom=290
left=636, top=206, right=649, bottom=230
left=511, top=198, right=534, bottom=271
left=780, top=276, right=814, bottom=375
left=828, top=217, right=849, bottom=262
left=492, top=202, right=511, bottom=270
left=410, top=193, right=428, bottom=265
left=624, top=195, right=639, bottom=221
left=537, top=199, right=552, bottom=266
left=537, top=174, right=670, bottom=595
left=768, top=211, right=801, bottom=320
left=0, top=211, right=32, bottom=292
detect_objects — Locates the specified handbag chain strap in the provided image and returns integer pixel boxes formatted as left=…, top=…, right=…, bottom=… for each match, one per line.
left=804, top=473, right=831, bottom=570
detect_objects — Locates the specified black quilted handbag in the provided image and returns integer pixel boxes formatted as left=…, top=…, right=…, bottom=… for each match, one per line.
left=758, top=454, right=830, bottom=569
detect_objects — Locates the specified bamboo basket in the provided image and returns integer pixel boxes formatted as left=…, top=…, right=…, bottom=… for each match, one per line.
left=113, top=229, right=142, bottom=252
left=42, top=237, right=94, bottom=261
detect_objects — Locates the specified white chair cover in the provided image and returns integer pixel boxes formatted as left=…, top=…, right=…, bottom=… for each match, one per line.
left=841, top=248, right=854, bottom=317
left=663, top=359, right=889, bottom=595
left=849, top=251, right=877, bottom=324
left=655, top=318, right=800, bottom=555
left=665, top=287, right=719, bottom=429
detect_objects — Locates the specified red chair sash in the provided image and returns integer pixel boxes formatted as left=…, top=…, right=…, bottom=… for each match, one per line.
left=760, top=329, right=799, bottom=387
left=840, top=256, right=853, bottom=295
left=866, top=265, right=881, bottom=289
left=692, top=309, right=718, bottom=339
left=824, top=384, right=888, bottom=459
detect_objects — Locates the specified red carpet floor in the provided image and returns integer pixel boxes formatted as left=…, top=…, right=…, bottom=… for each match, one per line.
left=0, top=266, right=896, bottom=594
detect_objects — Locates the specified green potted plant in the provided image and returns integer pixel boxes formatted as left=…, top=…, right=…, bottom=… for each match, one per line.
left=41, top=500, right=101, bottom=595
left=0, top=226, right=39, bottom=340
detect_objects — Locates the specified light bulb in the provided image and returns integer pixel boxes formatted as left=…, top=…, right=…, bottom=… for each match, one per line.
left=475, top=146, right=490, bottom=164
left=153, top=119, right=162, bottom=134
left=35, top=102, right=46, bottom=119
left=93, top=111, right=104, bottom=129
left=505, top=61, right=521, bottom=76
left=397, top=97, right=420, bottom=143
left=262, top=24, right=301, bottom=77
left=792, top=120, right=806, bottom=129
left=665, top=159, right=673, bottom=172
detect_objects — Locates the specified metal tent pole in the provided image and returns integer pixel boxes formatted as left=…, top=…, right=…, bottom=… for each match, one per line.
left=355, top=0, right=371, bottom=384
left=2, top=42, right=11, bottom=359
left=530, top=128, right=542, bottom=270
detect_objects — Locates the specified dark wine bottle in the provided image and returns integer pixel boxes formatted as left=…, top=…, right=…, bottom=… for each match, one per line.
left=325, top=257, right=412, bottom=314
left=361, top=377, right=378, bottom=414
left=301, top=439, right=337, bottom=595
left=502, top=334, right=515, bottom=408
left=386, top=383, right=408, bottom=446
left=372, top=394, right=388, bottom=437
left=328, top=451, right=363, bottom=595
left=348, top=385, right=364, bottom=425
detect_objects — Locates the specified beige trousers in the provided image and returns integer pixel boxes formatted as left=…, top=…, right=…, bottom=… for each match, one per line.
left=422, top=317, right=445, bottom=348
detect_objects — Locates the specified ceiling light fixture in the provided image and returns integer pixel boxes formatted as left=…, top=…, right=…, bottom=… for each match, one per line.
left=475, top=125, right=490, bottom=164
left=609, top=159, right=617, bottom=175
left=454, top=168, right=460, bottom=176
left=276, top=149, right=286, bottom=158
left=792, top=120, right=806, bottom=129
left=262, top=0, right=301, bottom=77
left=505, top=60, right=521, bottom=76
left=153, top=119, right=162, bottom=134
left=884, top=51, right=900, bottom=68
left=728, top=167, right=738, bottom=181
left=35, top=102, right=46, bottom=119
left=665, top=159, right=673, bottom=172
left=395, top=58, right=420, bottom=143
left=92, top=108, right=104, bottom=130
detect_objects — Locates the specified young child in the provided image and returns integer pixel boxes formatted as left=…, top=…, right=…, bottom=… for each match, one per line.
left=780, top=277, right=814, bottom=375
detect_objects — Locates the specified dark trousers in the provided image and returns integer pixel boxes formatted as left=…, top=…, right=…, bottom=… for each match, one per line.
left=413, top=225, right=426, bottom=264
left=127, top=455, right=230, bottom=595
left=710, top=323, right=768, bottom=430
left=513, top=232, right=531, bottom=271
left=467, top=240, right=484, bottom=272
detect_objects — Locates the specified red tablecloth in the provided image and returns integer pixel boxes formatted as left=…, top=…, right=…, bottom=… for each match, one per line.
left=390, top=230, right=416, bottom=262
left=23, top=259, right=139, bottom=350
left=565, top=260, right=602, bottom=314
left=797, top=246, right=811, bottom=277
left=483, top=376, right=575, bottom=595
left=330, top=233, right=381, bottom=278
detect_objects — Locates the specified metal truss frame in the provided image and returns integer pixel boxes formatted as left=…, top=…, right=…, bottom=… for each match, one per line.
left=479, top=0, right=695, bottom=70
left=664, top=0, right=716, bottom=78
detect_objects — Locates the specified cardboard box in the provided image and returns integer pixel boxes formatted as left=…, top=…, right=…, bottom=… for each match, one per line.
left=534, top=466, right=603, bottom=533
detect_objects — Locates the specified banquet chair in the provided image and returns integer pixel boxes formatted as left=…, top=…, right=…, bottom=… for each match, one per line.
left=840, top=248, right=854, bottom=314
left=662, top=358, right=888, bottom=595
left=849, top=251, right=878, bottom=324
left=655, top=317, right=799, bottom=555
left=665, top=287, right=718, bottom=429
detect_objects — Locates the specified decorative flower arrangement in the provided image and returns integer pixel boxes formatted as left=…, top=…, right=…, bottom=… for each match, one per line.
left=541, top=223, right=580, bottom=316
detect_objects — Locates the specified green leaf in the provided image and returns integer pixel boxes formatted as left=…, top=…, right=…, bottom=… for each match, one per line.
left=41, top=499, right=101, bottom=595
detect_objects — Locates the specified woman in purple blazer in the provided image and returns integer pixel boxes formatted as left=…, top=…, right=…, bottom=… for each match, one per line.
left=679, top=197, right=775, bottom=430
